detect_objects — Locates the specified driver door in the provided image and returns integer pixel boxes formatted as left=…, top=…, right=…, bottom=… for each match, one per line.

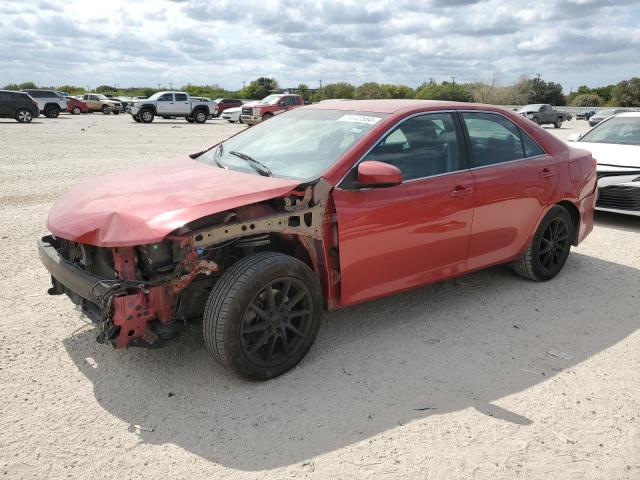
left=332, top=112, right=475, bottom=306
left=156, top=93, right=174, bottom=114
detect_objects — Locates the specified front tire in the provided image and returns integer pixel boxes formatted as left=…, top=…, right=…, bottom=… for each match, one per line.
left=71, top=106, right=81, bottom=115
left=101, top=105, right=111, bottom=115
left=132, top=115, right=141, bottom=123
left=15, top=109, right=33, bottom=123
left=554, top=119, right=562, bottom=128
left=139, top=109, right=154, bottom=123
left=513, top=205, right=574, bottom=281
left=185, top=116, right=195, bottom=123
left=203, top=252, right=322, bottom=380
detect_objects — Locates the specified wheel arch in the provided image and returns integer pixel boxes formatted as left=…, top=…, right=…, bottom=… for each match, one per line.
left=140, top=104, right=157, bottom=114
left=556, top=200, right=580, bottom=245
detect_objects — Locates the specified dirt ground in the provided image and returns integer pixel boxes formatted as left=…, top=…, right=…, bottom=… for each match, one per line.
left=0, top=113, right=639, bottom=480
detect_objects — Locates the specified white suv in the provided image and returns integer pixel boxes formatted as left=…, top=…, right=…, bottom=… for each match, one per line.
left=21, top=89, right=67, bottom=118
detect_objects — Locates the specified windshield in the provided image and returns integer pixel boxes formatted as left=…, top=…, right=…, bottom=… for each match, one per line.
left=594, top=109, right=616, bottom=117
left=519, top=104, right=543, bottom=112
left=580, top=117, right=640, bottom=146
left=261, top=95, right=283, bottom=105
left=147, top=92, right=163, bottom=100
left=95, top=94, right=109, bottom=100
left=197, top=108, right=388, bottom=181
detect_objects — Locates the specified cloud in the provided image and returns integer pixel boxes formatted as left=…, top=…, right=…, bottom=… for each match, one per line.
left=0, top=0, right=639, bottom=91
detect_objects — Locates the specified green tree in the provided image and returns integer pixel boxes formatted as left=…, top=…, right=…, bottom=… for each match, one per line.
left=241, top=77, right=279, bottom=100
left=570, top=93, right=602, bottom=107
left=355, top=82, right=390, bottom=99
left=322, top=82, right=356, bottom=100
left=381, top=84, right=415, bottom=99
left=612, top=77, right=640, bottom=107
left=95, top=85, right=116, bottom=93
left=525, top=77, right=565, bottom=105
left=3, top=81, right=37, bottom=90
left=415, top=81, right=471, bottom=102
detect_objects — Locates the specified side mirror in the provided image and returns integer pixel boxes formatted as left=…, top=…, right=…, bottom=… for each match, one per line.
left=567, top=133, right=582, bottom=142
left=357, top=161, right=402, bottom=188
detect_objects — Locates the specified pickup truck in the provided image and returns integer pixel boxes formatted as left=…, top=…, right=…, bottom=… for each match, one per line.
left=130, top=91, right=212, bottom=123
left=240, top=94, right=304, bottom=125
left=517, top=104, right=572, bottom=128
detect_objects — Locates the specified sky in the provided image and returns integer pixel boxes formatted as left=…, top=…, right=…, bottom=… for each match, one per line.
left=1, top=0, right=639, bottom=92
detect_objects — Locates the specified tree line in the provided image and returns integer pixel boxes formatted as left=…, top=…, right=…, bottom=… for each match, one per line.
left=4, top=76, right=640, bottom=107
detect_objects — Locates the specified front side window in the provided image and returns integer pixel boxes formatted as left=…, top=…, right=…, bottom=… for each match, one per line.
left=461, top=112, right=544, bottom=167
left=363, top=113, right=461, bottom=181
left=158, top=93, right=173, bottom=101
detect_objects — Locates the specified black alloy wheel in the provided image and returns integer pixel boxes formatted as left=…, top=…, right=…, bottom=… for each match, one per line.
left=240, top=277, right=314, bottom=367
left=537, top=217, right=570, bottom=275
left=203, top=252, right=322, bottom=380
left=513, top=205, right=573, bottom=281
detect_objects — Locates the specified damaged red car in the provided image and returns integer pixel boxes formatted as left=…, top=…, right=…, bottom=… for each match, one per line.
left=39, top=100, right=597, bottom=380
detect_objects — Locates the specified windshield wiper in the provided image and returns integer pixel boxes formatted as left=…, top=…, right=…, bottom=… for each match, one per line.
left=229, top=150, right=272, bottom=177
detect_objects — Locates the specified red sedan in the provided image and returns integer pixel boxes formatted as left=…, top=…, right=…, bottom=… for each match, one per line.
left=38, top=100, right=597, bottom=380
left=65, top=96, right=88, bottom=114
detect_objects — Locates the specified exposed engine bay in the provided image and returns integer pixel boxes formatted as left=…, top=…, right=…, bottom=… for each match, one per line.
left=44, top=179, right=337, bottom=349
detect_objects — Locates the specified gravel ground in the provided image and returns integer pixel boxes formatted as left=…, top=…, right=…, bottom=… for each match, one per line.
left=1, top=114, right=639, bottom=480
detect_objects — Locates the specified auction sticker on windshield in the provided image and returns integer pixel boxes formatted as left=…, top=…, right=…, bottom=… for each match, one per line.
left=337, top=114, right=383, bottom=125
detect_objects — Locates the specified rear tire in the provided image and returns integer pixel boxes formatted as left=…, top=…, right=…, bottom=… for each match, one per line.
left=139, top=109, right=154, bottom=123
left=15, top=109, right=33, bottom=123
left=44, top=105, right=60, bottom=118
left=185, top=116, right=195, bottom=123
left=194, top=110, right=207, bottom=123
left=512, top=205, right=574, bottom=281
left=554, top=119, right=562, bottom=128
left=203, top=252, right=322, bottom=380
left=132, top=115, right=141, bottom=123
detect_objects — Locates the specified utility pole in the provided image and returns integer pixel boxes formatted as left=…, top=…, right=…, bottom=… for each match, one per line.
left=242, top=81, right=246, bottom=89
left=169, top=81, right=173, bottom=89
left=450, top=76, right=456, bottom=86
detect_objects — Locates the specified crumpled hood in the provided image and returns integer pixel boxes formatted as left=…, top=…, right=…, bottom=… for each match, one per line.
left=576, top=142, right=640, bottom=169
left=47, top=157, right=300, bottom=247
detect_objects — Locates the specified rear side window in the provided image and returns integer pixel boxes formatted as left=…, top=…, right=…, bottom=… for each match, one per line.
left=363, top=112, right=461, bottom=181
left=175, top=93, right=187, bottom=101
left=461, top=112, right=545, bottom=167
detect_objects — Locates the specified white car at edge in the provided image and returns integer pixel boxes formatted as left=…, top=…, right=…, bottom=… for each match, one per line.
left=568, top=112, right=640, bottom=216
left=221, top=106, right=243, bottom=124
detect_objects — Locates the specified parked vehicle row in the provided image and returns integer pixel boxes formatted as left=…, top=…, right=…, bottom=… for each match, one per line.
left=38, top=100, right=597, bottom=380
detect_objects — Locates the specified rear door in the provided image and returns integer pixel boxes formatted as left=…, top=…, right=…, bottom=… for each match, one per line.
left=333, top=112, right=475, bottom=306
left=459, top=111, right=558, bottom=270
left=174, top=93, right=190, bottom=115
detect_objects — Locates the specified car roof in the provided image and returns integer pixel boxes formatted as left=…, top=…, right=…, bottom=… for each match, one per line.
left=306, top=99, right=495, bottom=114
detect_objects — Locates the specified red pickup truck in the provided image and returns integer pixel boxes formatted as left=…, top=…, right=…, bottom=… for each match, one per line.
left=241, top=94, right=304, bottom=125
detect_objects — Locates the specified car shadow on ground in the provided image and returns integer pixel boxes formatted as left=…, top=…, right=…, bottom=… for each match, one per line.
left=63, top=252, right=640, bottom=471
left=0, top=121, right=44, bottom=124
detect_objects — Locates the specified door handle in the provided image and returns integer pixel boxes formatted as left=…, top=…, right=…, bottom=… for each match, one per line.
left=539, top=168, right=556, bottom=179
left=449, top=185, right=473, bottom=198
